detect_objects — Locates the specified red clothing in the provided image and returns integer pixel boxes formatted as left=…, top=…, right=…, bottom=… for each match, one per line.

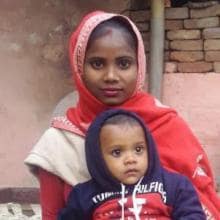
left=39, top=169, right=72, bottom=220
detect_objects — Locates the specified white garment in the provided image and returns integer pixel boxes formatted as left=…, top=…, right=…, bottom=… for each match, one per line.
left=24, top=127, right=90, bottom=186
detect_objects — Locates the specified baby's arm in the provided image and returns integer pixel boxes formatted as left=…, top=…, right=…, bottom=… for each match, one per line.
left=171, top=176, right=206, bottom=219
left=58, top=205, right=81, bottom=220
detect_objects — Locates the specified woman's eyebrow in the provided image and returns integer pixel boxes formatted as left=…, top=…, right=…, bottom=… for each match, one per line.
left=115, top=55, right=137, bottom=61
left=85, top=56, right=105, bottom=60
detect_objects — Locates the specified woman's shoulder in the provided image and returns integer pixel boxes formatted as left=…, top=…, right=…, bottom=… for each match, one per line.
left=36, top=126, right=84, bottom=146
left=27, top=126, right=85, bottom=161
left=24, top=126, right=89, bottom=185
left=51, top=115, right=85, bottom=136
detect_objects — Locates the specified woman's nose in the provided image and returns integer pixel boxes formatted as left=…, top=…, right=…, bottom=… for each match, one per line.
left=103, top=66, right=119, bottom=82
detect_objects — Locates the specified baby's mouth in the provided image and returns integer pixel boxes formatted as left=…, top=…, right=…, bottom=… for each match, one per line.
left=125, top=169, right=138, bottom=176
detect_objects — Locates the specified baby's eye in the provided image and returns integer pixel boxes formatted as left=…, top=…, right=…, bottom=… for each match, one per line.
left=89, top=58, right=104, bottom=69
left=135, top=145, right=145, bottom=154
left=111, top=149, right=121, bottom=157
left=117, top=58, right=131, bottom=70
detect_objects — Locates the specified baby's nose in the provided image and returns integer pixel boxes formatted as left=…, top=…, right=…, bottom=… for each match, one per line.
left=124, top=152, right=136, bottom=165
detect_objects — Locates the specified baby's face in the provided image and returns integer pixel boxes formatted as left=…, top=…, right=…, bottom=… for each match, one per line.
left=82, top=27, right=137, bottom=106
left=100, top=123, right=148, bottom=185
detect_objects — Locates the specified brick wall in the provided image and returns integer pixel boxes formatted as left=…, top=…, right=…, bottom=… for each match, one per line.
left=130, top=3, right=220, bottom=73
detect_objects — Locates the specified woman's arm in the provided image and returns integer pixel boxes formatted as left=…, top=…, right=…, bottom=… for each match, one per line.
left=39, top=168, right=66, bottom=220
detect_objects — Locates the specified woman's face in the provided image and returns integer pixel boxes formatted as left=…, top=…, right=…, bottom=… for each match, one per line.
left=82, top=27, right=138, bottom=106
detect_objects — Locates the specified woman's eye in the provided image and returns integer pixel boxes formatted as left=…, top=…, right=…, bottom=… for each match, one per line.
left=117, top=58, right=131, bottom=70
left=117, top=56, right=136, bottom=70
left=111, top=149, right=121, bottom=157
left=90, top=59, right=104, bottom=69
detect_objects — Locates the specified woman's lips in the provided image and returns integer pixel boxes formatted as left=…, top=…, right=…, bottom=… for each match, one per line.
left=101, top=88, right=122, bottom=97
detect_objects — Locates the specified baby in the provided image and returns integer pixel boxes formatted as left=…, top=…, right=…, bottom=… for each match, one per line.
left=58, top=109, right=205, bottom=219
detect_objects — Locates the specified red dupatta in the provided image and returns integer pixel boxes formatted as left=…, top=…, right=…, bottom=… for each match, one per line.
left=65, top=11, right=177, bottom=135
left=52, top=11, right=220, bottom=218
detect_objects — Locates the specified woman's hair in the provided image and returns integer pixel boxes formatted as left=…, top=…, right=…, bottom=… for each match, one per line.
left=86, top=16, right=138, bottom=52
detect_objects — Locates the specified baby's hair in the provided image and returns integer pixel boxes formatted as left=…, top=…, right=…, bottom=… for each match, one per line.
left=102, top=113, right=141, bottom=128
left=86, top=16, right=137, bottom=51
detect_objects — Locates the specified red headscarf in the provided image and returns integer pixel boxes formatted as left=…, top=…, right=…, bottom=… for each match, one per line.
left=66, top=11, right=177, bottom=135
left=52, top=11, right=220, bottom=218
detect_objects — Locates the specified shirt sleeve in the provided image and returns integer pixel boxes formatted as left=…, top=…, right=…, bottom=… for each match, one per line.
left=39, top=168, right=66, bottom=220
left=172, top=176, right=206, bottom=219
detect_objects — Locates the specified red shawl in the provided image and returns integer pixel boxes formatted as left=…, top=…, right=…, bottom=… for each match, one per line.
left=52, top=11, right=220, bottom=218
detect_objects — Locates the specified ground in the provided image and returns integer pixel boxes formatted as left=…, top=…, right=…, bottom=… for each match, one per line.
left=0, top=203, right=41, bottom=220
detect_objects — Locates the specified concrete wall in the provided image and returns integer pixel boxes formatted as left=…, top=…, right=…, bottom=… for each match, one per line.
left=0, top=0, right=219, bottom=190
left=163, top=73, right=220, bottom=184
